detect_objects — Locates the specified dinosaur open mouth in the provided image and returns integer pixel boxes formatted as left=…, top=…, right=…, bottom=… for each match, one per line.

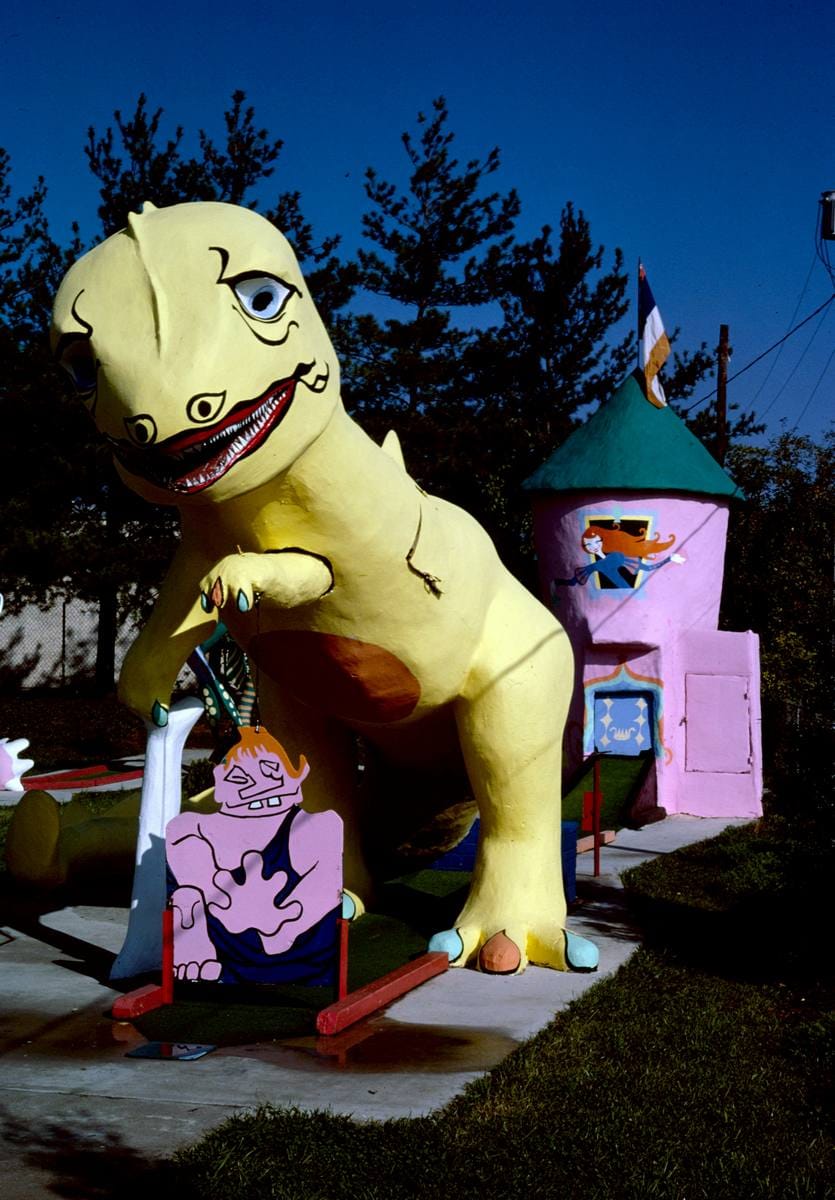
left=111, top=370, right=304, bottom=494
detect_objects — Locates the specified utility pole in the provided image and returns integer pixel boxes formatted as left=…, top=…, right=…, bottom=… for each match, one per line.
left=716, top=323, right=729, bottom=465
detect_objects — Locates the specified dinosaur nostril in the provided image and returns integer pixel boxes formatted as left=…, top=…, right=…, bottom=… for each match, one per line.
left=124, top=414, right=158, bottom=446
left=187, top=391, right=226, bottom=424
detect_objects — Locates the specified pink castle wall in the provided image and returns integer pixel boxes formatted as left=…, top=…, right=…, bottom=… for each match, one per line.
left=532, top=490, right=762, bottom=819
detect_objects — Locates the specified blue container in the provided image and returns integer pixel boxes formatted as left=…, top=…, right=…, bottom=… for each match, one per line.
left=429, top=818, right=580, bottom=905
left=561, top=820, right=579, bottom=904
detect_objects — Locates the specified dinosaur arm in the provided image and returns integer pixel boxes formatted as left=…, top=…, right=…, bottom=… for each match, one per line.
left=200, top=549, right=333, bottom=615
left=119, top=538, right=216, bottom=723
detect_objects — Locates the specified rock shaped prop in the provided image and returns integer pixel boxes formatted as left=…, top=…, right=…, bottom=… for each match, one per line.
left=52, top=201, right=597, bottom=974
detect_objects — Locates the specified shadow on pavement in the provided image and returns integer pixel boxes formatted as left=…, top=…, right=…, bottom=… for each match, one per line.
left=0, top=1104, right=176, bottom=1200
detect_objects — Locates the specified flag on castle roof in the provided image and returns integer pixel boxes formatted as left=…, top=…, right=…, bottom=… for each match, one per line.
left=638, top=261, right=670, bottom=408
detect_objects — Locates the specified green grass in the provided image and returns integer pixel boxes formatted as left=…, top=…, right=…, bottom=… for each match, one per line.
left=158, top=818, right=833, bottom=1200
left=622, top=818, right=828, bottom=912
left=0, top=807, right=10, bottom=871
left=622, top=819, right=830, bottom=982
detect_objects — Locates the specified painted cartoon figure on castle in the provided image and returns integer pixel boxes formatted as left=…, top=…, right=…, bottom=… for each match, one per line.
left=551, top=520, right=686, bottom=599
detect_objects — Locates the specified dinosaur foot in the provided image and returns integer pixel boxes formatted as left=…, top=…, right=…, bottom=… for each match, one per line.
left=428, top=923, right=599, bottom=975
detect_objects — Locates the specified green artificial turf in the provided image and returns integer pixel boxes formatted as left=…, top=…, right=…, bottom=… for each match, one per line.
left=135, top=873, right=470, bottom=1043
left=69, top=788, right=141, bottom=816
left=3, top=780, right=832, bottom=1198
left=561, top=753, right=650, bottom=828
left=134, top=867, right=470, bottom=1044
left=135, top=912, right=430, bottom=1042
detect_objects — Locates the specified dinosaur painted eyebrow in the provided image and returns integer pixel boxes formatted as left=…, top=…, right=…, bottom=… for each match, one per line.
left=209, top=244, right=299, bottom=293
left=53, top=291, right=94, bottom=360
left=210, top=245, right=232, bottom=282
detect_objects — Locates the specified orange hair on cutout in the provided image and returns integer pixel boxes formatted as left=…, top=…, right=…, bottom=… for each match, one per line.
left=224, top=725, right=308, bottom=780
left=582, top=524, right=675, bottom=557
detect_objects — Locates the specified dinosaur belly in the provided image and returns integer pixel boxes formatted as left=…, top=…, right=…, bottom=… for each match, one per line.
left=248, top=630, right=421, bottom=724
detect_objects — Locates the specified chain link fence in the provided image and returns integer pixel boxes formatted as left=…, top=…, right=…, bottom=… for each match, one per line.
left=0, top=595, right=140, bottom=690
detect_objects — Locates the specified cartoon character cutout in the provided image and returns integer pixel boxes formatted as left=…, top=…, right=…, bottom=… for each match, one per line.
left=166, top=726, right=342, bottom=985
left=551, top=521, right=686, bottom=600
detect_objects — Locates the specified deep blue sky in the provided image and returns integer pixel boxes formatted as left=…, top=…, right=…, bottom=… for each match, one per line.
left=3, top=0, right=832, bottom=439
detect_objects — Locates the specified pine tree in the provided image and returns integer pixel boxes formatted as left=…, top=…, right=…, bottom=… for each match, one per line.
left=722, top=430, right=834, bottom=821
left=85, top=91, right=355, bottom=324
left=346, top=109, right=708, bottom=585
left=344, top=97, right=520, bottom=488
left=463, top=205, right=633, bottom=575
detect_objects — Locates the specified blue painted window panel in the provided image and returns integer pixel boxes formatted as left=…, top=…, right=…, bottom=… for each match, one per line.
left=594, top=692, right=653, bottom=756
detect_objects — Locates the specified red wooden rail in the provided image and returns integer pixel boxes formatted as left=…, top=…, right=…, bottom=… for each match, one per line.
left=316, top=951, right=449, bottom=1036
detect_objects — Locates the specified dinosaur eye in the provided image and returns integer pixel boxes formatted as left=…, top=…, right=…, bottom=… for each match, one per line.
left=187, top=391, right=226, bottom=424
left=59, top=337, right=97, bottom=395
left=124, top=414, right=158, bottom=446
left=232, top=275, right=293, bottom=321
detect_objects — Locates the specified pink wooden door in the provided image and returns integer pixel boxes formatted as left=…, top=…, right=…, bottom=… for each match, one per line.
left=685, top=674, right=752, bottom=773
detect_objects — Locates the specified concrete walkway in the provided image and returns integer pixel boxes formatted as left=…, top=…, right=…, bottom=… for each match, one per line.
left=0, top=815, right=748, bottom=1198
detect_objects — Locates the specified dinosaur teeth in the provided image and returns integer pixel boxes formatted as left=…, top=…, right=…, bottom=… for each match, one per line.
left=248, top=800, right=264, bottom=810
left=112, top=376, right=297, bottom=494
left=169, top=386, right=292, bottom=493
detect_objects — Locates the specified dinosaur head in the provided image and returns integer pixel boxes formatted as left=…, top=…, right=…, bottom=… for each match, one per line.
left=51, top=201, right=340, bottom=505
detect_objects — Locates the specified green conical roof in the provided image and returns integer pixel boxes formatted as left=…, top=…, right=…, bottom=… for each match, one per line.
left=524, top=372, right=743, bottom=498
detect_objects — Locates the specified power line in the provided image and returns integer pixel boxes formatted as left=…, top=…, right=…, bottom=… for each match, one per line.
left=749, top=250, right=817, bottom=408
left=684, top=292, right=835, bottom=415
left=758, top=299, right=833, bottom=420
left=791, top=345, right=835, bottom=431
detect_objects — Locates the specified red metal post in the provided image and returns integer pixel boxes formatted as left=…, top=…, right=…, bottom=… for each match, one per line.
left=162, top=906, right=175, bottom=1005
left=593, top=756, right=602, bottom=877
left=337, top=917, right=349, bottom=1000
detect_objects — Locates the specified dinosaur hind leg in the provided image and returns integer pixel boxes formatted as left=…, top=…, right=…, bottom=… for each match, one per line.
left=433, top=583, right=597, bottom=974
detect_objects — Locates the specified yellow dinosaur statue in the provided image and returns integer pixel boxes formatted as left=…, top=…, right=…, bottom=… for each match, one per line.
left=49, top=201, right=597, bottom=975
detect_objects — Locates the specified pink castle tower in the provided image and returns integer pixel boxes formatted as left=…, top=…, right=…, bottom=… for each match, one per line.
left=525, top=371, right=763, bottom=820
